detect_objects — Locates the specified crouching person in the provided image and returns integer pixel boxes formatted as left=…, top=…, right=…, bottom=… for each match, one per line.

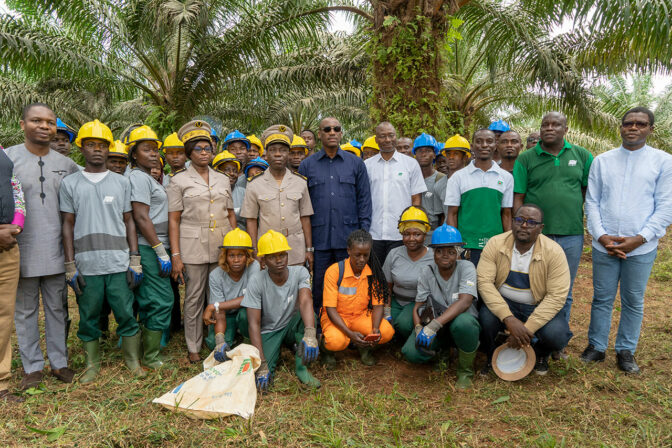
left=60, top=120, right=145, bottom=383
left=239, top=230, right=320, bottom=391
left=401, top=224, right=481, bottom=390
left=202, top=228, right=260, bottom=361
left=478, top=204, right=572, bottom=375
left=321, top=230, right=394, bottom=367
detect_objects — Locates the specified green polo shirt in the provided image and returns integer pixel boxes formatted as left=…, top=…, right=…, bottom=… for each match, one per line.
left=513, top=140, right=593, bottom=235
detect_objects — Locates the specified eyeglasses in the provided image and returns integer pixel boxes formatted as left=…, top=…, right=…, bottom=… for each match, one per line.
left=621, top=121, right=650, bottom=129
left=321, top=126, right=342, bottom=133
left=513, top=217, right=542, bottom=227
left=526, top=137, right=540, bottom=143
left=192, top=146, right=213, bottom=153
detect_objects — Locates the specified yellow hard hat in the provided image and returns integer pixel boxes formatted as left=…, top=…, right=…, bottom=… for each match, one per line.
left=291, top=135, right=309, bottom=155
left=247, top=134, right=264, bottom=156
left=75, top=119, right=114, bottom=149
left=442, top=134, right=471, bottom=157
left=221, top=228, right=253, bottom=250
left=398, top=206, right=431, bottom=233
left=362, top=136, right=379, bottom=151
left=256, top=229, right=292, bottom=256
left=158, top=155, right=165, bottom=167
left=162, top=132, right=184, bottom=150
left=127, top=125, right=162, bottom=149
left=212, top=150, right=241, bottom=171
left=341, top=142, right=361, bottom=157
left=108, top=140, right=128, bottom=158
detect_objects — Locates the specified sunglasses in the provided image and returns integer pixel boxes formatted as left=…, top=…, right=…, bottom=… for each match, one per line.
left=526, top=137, right=540, bottom=143
left=513, top=217, right=542, bottom=227
left=192, top=146, right=213, bottom=154
left=621, top=121, right=650, bottom=129
left=322, top=126, right=342, bottom=133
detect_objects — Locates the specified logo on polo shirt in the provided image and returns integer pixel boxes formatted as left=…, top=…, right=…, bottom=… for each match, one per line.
left=568, top=160, right=577, bottom=166
left=287, top=294, right=294, bottom=303
left=103, top=196, right=115, bottom=204
left=497, top=180, right=503, bottom=185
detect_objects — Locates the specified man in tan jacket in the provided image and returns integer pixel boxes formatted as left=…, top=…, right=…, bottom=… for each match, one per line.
left=477, top=204, right=571, bottom=375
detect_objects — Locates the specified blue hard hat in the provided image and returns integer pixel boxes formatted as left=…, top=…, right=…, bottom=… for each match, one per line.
left=224, top=130, right=250, bottom=150
left=437, top=142, right=445, bottom=152
left=244, top=157, right=269, bottom=177
left=488, top=120, right=510, bottom=133
left=210, top=128, right=220, bottom=144
left=56, top=118, right=75, bottom=143
left=430, top=224, right=464, bottom=247
left=412, top=133, right=439, bottom=155
left=350, top=139, right=362, bottom=150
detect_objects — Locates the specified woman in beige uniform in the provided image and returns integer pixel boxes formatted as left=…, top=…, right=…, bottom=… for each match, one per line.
left=167, top=120, right=236, bottom=363
left=241, top=125, right=314, bottom=269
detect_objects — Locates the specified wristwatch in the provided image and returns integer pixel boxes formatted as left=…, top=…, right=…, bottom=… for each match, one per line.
left=639, top=234, right=647, bottom=244
left=306, top=247, right=315, bottom=253
left=214, top=302, right=220, bottom=314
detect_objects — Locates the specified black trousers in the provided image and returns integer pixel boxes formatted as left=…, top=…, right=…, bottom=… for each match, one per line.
left=372, top=240, right=403, bottom=266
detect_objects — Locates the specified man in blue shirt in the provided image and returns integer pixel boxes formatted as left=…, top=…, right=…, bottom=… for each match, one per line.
left=299, top=117, right=372, bottom=317
left=583, top=107, right=672, bottom=374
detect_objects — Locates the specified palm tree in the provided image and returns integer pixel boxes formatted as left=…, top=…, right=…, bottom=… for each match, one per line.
left=0, top=0, right=333, bottom=138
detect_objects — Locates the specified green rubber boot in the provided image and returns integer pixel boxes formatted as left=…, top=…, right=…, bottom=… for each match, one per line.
left=358, top=346, right=376, bottom=366
left=456, top=348, right=477, bottom=390
left=121, top=333, right=147, bottom=378
left=79, top=340, right=101, bottom=384
left=319, top=340, right=337, bottom=370
left=141, top=326, right=165, bottom=370
left=295, top=355, right=321, bottom=389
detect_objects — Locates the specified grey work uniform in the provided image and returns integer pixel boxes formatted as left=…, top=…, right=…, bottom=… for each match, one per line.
left=423, top=171, right=444, bottom=244
left=241, top=168, right=313, bottom=266
left=166, top=165, right=234, bottom=353
left=416, top=261, right=479, bottom=318
left=208, top=260, right=261, bottom=312
left=7, top=145, right=79, bottom=373
left=240, top=266, right=311, bottom=334
left=232, top=181, right=246, bottom=231
left=383, top=246, right=435, bottom=305
left=129, top=169, right=169, bottom=247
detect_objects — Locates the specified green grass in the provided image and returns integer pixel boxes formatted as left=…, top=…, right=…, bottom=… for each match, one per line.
left=2, top=252, right=672, bottom=447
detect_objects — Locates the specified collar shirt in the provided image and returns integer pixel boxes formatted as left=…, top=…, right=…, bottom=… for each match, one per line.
left=585, top=144, right=672, bottom=256
left=365, top=151, right=427, bottom=241
left=299, top=148, right=372, bottom=250
left=444, top=160, right=513, bottom=249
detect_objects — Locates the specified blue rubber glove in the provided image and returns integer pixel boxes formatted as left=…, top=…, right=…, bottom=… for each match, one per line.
left=255, top=360, right=271, bottom=391
left=299, top=327, right=319, bottom=365
left=213, top=333, right=229, bottom=362
left=416, top=319, right=443, bottom=348
left=65, top=261, right=86, bottom=295
left=127, top=254, right=144, bottom=289
left=153, top=243, right=172, bottom=278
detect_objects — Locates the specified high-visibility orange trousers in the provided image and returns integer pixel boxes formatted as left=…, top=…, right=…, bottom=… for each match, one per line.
left=321, top=311, right=394, bottom=351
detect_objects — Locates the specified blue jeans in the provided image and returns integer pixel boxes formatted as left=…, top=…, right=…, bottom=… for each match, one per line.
left=479, top=297, right=572, bottom=359
left=546, top=234, right=583, bottom=327
left=588, top=248, right=657, bottom=353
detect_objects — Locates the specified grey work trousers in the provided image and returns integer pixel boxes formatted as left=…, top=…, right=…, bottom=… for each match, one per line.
left=15, top=274, right=68, bottom=373
left=183, top=263, right=217, bottom=353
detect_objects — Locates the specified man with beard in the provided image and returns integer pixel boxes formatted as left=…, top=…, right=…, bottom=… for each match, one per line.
left=478, top=204, right=571, bottom=375
left=498, top=130, right=523, bottom=174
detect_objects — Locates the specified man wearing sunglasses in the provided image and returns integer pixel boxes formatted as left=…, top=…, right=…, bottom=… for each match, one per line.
left=477, top=204, right=572, bottom=375
left=512, top=112, right=593, bottom=360
left=582, top=107, right=672, bottom=374
left=299, top=117, right=372, bottom=317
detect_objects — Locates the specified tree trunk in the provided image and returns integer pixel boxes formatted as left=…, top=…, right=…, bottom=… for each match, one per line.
left=369, top=0, right=461, bottom=138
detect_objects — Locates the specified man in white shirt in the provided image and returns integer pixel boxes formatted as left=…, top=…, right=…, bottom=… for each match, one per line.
left=582, top=107, right=672, bottom=374
left=365, top=122, right=426, bottom=265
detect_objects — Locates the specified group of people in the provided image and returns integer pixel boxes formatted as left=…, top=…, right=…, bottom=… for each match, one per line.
left=0, top=102, right=670, bottom=402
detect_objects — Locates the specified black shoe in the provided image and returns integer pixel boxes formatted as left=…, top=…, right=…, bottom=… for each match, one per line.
left=534, top=356, right=549, bottom=375
left=616, top=350, right=640, bottom=374
left=580, top=344, right=605, bottom=363
left=479, top=362, right=492, bottom=377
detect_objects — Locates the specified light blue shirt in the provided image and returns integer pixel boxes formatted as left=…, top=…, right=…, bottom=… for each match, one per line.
left=585, top=144, right=672, bottom=256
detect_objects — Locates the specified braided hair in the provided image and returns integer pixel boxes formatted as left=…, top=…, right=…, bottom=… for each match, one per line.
left=347, top=229, right=390, bottom=309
